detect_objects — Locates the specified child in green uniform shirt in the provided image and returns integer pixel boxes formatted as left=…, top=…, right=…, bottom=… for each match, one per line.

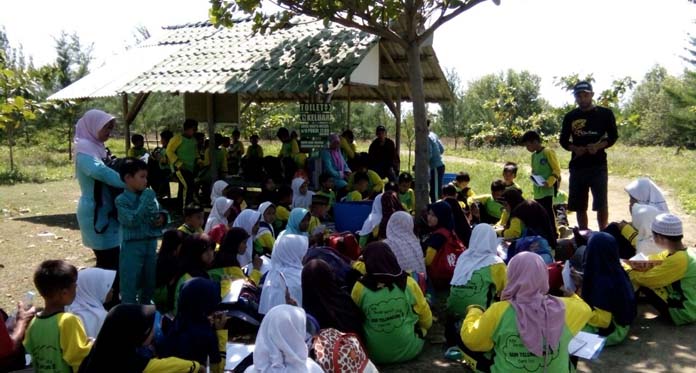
left=316, top=172, right=337, bottom=213
left=398, top=172, right=416, bottom=214
left=127, top=133, right=147, bottom=158
left=24, top=260, right=92, bottom=373
left=177, top=206, right=204, bottom=236
left=346, top=172, right=370, bottom=202
left=523, top=130, right=561, bottom=236
left=502, top=162, right=522, bottom=194
left=630, top=213, right=696, bottom=325
left=447, top=224, right=506, bottom=319
left=578, top=232, right=636, bottom=346
left=460, top=252, right=591, bottom=373
left=351, top=242, right=432, bottom=364
left=469, top=180, right=508, bottom=227
left=228, top=129, right=245, bottom=175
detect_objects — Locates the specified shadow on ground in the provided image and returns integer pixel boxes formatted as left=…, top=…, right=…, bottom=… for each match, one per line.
left=13, top=213, right=79, bottom=230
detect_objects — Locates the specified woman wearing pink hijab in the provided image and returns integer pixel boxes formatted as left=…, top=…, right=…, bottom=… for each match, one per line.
left=459, top=252, right=592, bottom=372
left=74, top=110, right=125, bottom=288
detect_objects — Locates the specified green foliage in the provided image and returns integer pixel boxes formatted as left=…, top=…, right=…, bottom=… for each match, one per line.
left=439, top=69, right=557, bottom=147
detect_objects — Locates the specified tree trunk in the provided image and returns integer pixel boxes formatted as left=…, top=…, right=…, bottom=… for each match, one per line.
left=8, top=124, right=15, bottom=171
left=407, top=41, right=430, bottom=214
left=68, top=125, right=72, bottom=161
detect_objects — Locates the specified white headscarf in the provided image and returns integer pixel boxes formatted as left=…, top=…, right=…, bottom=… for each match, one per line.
left=631, top=203, right=662, bottom=256
left=291, top=177, right=314, bottom=209
left=257, top=201, right=276, bottom=238
left=451, top=224, right=503, bottom=286
left=258, top=234, right=308, bottom=315
left=73, top=109, right=115, bottom=161
left=383, top=211, right=426, bottom=274
left=232, top=209, right=262, bottom=267
left=358, top=193, right=383, bottom=236
left=625, top=178, right=669, bottom=212
left=245, top=305, right=323, bottom=373
left=67, top=268, right=116, bottom=339
left=210, top=180, right=229, bottom=203
left=204, top=197, right=233, bottom=233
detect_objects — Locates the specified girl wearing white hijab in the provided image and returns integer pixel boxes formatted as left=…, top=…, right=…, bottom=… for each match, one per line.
left=258, top=234, right=308, bottom=314
left=210, top=180, right=229, bottom=203
left=245, top=305, right=323, bottom=373
left=204, top=197, right=234, bottom=233
left=384, top=211, right=426, bottom=274
left=631, top=203, right=661, bottom=256
left=625, top=177, right=669, bottom=212
left=358, top=193, right=383, bottom=236
left=447, top=224, right=505, bottom=318
left=255, top=202, right=276, bottom=254
left=291, top=177, right=314, bottom=209
left=232, top=209, right=261, bottom=266
left=68, top=267, right=116, bottom=339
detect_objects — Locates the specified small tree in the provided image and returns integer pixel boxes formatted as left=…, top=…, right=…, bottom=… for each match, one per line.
left=210, top=0, right=500, bottom=213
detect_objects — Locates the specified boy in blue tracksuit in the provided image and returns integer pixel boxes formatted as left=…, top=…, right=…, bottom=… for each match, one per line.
left=115, top=158, right=168, bottom=304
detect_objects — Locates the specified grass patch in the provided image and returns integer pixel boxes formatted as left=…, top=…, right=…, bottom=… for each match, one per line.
left=1, top=137, right=694, bottom=214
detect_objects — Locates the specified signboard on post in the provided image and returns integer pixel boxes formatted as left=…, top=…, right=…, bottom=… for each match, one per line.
left=299, top=103, right=332, bottom=151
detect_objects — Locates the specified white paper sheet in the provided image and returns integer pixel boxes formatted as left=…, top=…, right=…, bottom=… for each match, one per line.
left=630, top=252, right=649, bottom=261
left=562, top=260, right=575, bottom=293
left=530, top=174, right=546, bottom=187
left=225, top=343, right=255, bottom=370
left=568, top=331, right=606, bottom=360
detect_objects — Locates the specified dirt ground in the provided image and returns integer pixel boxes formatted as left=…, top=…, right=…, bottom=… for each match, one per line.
left=1, top=159, right=695, bottom=372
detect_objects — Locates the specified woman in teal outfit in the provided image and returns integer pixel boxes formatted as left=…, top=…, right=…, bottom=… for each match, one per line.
left=74, top=110, right=125, bottom=281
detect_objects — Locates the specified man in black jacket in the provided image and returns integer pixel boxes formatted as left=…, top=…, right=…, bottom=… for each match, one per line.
left=368, top=125, right=399, bottom=182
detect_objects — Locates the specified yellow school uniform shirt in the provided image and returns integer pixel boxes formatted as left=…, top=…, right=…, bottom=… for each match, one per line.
left=345, top=190, right=364, bottom=202
left=629, top=250, right=688, bottom=293
left=276, top=205, right=290, bottom=222
left=144, top=357, right=201, bottom=373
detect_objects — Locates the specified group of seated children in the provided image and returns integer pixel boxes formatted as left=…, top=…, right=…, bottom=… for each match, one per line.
left=5, top=129, right=696, bottom=373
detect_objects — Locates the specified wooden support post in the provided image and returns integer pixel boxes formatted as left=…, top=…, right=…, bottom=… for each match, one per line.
left=395, top=92, right=402, bottom=173
left=347, top=85, right=351, bottom=129
left=122, top=94, right=130, bottom=154
left=207, top=94, right=218, bottom=182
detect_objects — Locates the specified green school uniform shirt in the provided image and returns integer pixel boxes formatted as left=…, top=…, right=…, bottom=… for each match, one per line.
left=531, top=147, right=561, bottom=199
left=399, top=189, right=415, bottom=213
left=447, top=263, right=507, bottom=319
left=461, top=297, right=592, bottom=373
left=351, top=277, right=432, bottom=364
left=167, top=134, right=198, bottom=172
left=24, top=312, right=92, bottom=373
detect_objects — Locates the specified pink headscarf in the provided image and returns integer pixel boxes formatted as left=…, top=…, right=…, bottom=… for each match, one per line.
left=328, top=134, right=345, bottom=173
left=74, top=109, right=115, bottom=160
left=501, top=252, right=565, bottom=357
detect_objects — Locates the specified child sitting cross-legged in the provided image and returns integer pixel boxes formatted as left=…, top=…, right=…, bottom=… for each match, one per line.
left=116, top=157, right=168, bottom=305
left=24, top=260, right=92, bottom=373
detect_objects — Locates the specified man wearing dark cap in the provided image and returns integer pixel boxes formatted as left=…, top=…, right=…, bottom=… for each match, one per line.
left=560, top=81, right=618, bottom=231
left=368, top=125, right=399, bottom=182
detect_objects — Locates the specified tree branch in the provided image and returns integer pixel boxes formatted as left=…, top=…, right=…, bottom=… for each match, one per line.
left=418, top=0, right=488, bottom=44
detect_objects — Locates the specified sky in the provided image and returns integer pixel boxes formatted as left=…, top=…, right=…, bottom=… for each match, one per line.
left=1, top=0, right=695, bottom=106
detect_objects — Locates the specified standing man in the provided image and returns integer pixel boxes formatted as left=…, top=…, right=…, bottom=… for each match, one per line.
left=560, top=81, right=618, bottom=230
left=368, top=125, right=399, bottom=182
left=428, top=119, right=445, bottom=203
left=167, top=118, right=200, bottom=211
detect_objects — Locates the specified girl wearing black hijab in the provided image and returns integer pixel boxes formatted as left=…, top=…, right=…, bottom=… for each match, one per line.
left=301, top=259, right=364, bottom=339
left=350, top=242, right=432, bottom=364
left=424, top=201, right=465, bottom=289
left=79, top=304, right=200, bottom=373
left=502, top=188, right=557, bottom=248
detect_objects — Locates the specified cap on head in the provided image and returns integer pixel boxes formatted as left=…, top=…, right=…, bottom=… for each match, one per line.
left=376, top=125, right=386, bottom=133
left=651, top=213, right=683, bottom=237
left=573, top=81, right=593, bottom=95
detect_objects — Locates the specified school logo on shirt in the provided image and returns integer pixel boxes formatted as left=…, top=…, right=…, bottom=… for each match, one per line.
left=458, top=272, right=484, bottom=297
left=540, top=158, right=548, bottom=165
left=366, top=296, right=409, bottom=333
left=501, top=334, right=560, bottom=371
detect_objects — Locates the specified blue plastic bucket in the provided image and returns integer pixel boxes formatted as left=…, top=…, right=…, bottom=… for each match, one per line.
left=333, top=201, right=373, bottom=233
left=442, top=173, right=457, bottom=185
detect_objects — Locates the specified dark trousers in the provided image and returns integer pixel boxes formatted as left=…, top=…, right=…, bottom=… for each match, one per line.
left=430, top=165, right=446, bottom=203
left=640, top=286, right=674, bottom=323
left=93, top=246, right=120, bottom=309
left=535, top=196, right=557, bottom=239
left=175, top=168, right=196, bottom=211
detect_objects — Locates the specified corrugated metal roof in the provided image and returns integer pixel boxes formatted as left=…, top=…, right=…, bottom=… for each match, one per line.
left=49, top=17, right=452, bottom=102
left=47, top=44, right=182, bottom=100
